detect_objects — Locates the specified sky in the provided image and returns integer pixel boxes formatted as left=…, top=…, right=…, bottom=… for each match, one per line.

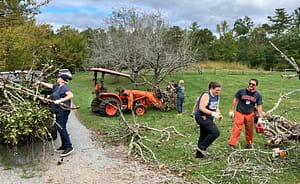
left=35, top=0, right=299, bottom=32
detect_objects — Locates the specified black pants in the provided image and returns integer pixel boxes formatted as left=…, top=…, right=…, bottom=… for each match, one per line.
left=195, top=115, right=220, bottom=150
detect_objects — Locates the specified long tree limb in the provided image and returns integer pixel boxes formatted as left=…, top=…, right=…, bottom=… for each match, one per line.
left=269, top=41, right=300, bottom=78
left=266, top=88, right=300, bottom=114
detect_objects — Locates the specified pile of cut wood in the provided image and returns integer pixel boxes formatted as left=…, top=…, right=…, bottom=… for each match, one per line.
left=263, top=114, right=300, bottom=145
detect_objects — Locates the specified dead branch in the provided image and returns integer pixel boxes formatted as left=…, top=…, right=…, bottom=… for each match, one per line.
left=0, top=67, right=80, bottom=119
left=266, top=88, right=300, bottom=115
left=220, top=147, right=296, bottom=183
left=3, top=88, right=17, bottom=111
left=117, top=106, right=185, bottom=162
left=280, top=107, right=300, bottom=115
left=269, top=41, right=300, bottom=79
left=201, top=174, right=215, bottom=184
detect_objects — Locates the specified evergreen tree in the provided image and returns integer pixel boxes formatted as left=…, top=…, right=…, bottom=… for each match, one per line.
left=291, top=7, right=300, bottom=29
left=0, top=0, right=49, bottom=28
left=267, top=8, right=292, bottom=37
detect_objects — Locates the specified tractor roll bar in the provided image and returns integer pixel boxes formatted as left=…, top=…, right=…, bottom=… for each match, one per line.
left=90, top=68, right=130, bottom=78
left=90, top=67, right=130, bottom=89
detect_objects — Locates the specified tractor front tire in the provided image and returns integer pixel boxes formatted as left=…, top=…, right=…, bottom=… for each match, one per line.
left=99, top=98, right=119, bottom=117
left=134, top=104, right=146, bottom=115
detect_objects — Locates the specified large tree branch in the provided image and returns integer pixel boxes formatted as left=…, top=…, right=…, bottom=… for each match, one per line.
left=266, top=88, right=300, bottom=114
left=269, top=41, right=300, bottom=78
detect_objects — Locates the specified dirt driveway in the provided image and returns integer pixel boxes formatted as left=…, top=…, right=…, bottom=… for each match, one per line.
left=0, top=111, right=189, bottom=184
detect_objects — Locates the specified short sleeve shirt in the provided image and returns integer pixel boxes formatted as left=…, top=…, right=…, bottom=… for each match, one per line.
left=50, top=84, right=71, bottom=112
left=235, top=88, right=263, bottom=114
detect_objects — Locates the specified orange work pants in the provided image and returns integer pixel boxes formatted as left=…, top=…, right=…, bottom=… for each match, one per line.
left=228, top=111, right=255, bottom=146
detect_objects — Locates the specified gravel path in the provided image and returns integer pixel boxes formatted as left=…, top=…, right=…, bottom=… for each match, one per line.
left=0, top=111, right=188, bottom=184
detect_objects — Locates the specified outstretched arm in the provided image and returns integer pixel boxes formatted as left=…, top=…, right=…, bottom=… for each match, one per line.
left=40, top=81, right=53, bottom=89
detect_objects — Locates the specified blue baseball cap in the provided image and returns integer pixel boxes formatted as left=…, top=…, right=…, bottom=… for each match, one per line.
left=57, top=74, right=69, bottom=82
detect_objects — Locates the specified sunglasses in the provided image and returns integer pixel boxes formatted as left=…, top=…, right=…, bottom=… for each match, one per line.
left=249, top=82, right=256, bottom=86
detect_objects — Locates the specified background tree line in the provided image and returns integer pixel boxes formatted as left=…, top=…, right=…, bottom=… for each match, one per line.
left=0, top=1, right=299, bottom=85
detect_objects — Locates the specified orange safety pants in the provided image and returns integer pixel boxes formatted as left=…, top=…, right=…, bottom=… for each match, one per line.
left=228, top=111, right=255, bottom=146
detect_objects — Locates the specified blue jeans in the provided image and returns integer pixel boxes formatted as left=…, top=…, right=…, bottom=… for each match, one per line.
left=177, top=96, right=184, bottom=113
left=55, top=110, right=72, bottom=149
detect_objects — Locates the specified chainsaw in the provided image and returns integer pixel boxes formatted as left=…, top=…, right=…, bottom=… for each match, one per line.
left=272, top=148, right=288, bottom=158
left=256, top=123, right=265, bottom=133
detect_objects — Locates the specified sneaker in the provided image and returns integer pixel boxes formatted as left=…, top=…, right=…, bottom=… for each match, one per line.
left=60, top=147, right=73, bottom=157
left=196, top=148, right=209, bottom=158
left=246, top=144, right=253, bottom=149
left=55, top=146, right=65, bottom=153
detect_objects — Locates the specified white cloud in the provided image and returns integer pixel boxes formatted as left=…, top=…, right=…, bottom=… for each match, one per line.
left=35, top=0, right=299, bottom=32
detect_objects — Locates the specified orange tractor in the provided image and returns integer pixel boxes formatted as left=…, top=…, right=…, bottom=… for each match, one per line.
left=90, top=67, right=166, bottom=117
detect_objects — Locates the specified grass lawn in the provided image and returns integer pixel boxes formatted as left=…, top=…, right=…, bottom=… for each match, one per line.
left=69, top=69, right=300, bottom=184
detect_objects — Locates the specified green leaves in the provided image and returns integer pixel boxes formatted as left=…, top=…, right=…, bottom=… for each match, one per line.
left=0, top=100, right=52, bottom=146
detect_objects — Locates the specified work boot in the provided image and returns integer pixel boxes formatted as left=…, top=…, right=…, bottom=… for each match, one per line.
left=246, top=144, right=253, bottom=149
left=228, top=144, right=236, bottom=150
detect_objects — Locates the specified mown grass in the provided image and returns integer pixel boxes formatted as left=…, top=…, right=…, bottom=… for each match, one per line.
left=69, top=68, right=300, bottom=184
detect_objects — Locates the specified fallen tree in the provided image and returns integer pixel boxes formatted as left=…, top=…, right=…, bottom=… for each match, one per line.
left=262, top=42, right=300, bottom=145
left=93, top=93, right=185, bottom=162
left=118, top=110, right=186, bottom=162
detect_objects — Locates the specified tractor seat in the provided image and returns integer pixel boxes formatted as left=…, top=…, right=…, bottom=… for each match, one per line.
left=119, top=89, right=129, bottom=96
left=100, top=87, right=107, bottom=93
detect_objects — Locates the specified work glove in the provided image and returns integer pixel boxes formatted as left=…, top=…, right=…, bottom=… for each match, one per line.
left=257, top=117, right=264, bottom=125
left=54, top=99, right=63, bottom=104
left=32, top=80, right=41, bottom=86
left=216, top=114, right=223, bottom=121
left=212, top=112, right=222, bottom=121
left=229, top=111, right=234, bottom=118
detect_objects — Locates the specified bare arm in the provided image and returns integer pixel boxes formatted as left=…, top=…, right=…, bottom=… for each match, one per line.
left=257, top=105, right=263, bottom=118
left=40, top=82, right=53, bottom=89
left=56, top=91, right=74, bottom=103
left=230, top=98, right=238, bottom=111
left=199, top=93, right=213, bottom=115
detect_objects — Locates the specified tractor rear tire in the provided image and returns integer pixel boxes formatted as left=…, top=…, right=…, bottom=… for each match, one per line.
left=134, top=104, right=146, bottom=115
left=91, top=97, right=101, bottom=113
left=99, top=98, right=119, bottom=117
